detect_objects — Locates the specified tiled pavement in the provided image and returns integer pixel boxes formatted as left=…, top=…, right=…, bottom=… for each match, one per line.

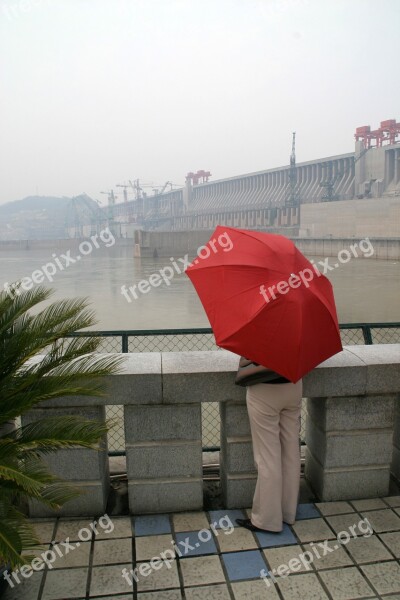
left=2, top=497, right=400, bottom=600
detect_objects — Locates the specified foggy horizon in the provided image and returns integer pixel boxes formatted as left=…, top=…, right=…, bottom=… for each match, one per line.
left=1, top=0, right=399, bottom=206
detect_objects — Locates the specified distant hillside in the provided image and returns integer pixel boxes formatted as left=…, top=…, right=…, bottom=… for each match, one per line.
left=0, top=194, right=102, bottom=240
left=0, top=195, right=70, bottom=216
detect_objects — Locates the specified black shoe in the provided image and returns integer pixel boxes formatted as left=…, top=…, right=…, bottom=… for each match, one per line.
left=235, top=518, right=281, bottom=534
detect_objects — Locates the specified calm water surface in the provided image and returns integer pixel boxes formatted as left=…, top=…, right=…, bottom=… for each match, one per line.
left=0, top=247, right=399, bottom=329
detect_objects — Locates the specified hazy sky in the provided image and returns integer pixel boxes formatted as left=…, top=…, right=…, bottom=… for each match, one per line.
left=1, top=0, right=399, bottom=206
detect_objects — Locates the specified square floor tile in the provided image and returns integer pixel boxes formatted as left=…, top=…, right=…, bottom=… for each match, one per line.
left=255, top=523, right=297, bottom=548
left=319, top=567, right=374, bottom=600
left=292, top=519, right=335, bottom=543
left=173, top=512, right=210, bottom=532
left=30, top=520, right=57, bottom=544
left=95, top=516, right=132, bottom=539
left=175, top=530, right=217, bottom=557
left=138, top=592, right=182, bottom=600
left=302, top=541, right=353, bottom=569
left=53, top=541, right=91, bottom=569
left=53, top=519, right=94, bottom=542
left=350, top=498, right=386, bottom=511
left=296, top=504, right=320, bottom=520
left=222, top=550, right=267, bottom=581
left=231, top=578, right=280, bottom=599
left=2, top=571, right=43, bottom=600
left=180, top=555, right=225, bottom=587
left=325, top=514, right=368, bottom=536
left=264, top=544, right=310, bottom=574
left=379, top=531, right=400, bottom=557
left=21, top=545, right=50, bottom=562
left=315, top=502, right=355, bottom=516
left=345, top=534, right=393, bottom=564
left=277, top=572, right=329, bottom=600
left=185, top=584, right=231, bottom=599
left=361, top=561, right=400, bottom=595
left=361, top=509, right=400, bottom=533
left=42, top=568, right=88, bottom=600
left=136, top=560, right=180, bottom=592
left=92, top=538, right=132, bottom=565
left=208, top=510, right=245, bottom=528
left=383, top=495, right=400, bottom=507
left=135, top=534, right=174, bottom=561
left=134, top=514, right=171, bottom=537
left=90, top=564, right=134, bottom=596
left=216, top=527, right=258, bottom=552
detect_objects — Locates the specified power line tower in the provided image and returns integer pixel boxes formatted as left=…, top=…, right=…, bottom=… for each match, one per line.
left=285, top=132, right=300, bottom=207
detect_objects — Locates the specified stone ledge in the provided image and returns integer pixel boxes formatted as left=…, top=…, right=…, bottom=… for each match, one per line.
left=27, top=345, right=400, bottom=407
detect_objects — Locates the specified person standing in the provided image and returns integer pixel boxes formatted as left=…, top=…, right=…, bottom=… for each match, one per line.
left=235, top=359, right=302, bottom=533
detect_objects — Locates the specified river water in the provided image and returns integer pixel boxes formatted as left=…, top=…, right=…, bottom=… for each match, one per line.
left=0, top=246, right=399, bottom=329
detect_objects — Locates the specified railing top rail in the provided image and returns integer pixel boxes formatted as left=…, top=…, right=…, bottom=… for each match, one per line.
left=67, top=328, right=214, bottom=336
left=66, top=323, right=400, bottom=336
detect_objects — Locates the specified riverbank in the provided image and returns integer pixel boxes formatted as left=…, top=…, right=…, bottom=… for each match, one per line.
left=1, top=234, right=398, bottom=260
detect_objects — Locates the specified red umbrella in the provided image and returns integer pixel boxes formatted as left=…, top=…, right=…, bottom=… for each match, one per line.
left=185, top=226, right=342, bottom=383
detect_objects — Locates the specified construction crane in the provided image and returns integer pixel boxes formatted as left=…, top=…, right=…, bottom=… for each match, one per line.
left=285, top=132, right=300, bottom=207
left=116, top=183, right=130, bottom=203
left=320, top=146, right=371, bottom=202
left=151, top=181, right=182, bottom=195
left=128, top=179, right=155, bottom=200
left=100, top=189, right=117, bottom=223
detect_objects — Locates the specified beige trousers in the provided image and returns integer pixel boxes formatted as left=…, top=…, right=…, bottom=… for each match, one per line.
left=246, top=379, right=302, bottom=531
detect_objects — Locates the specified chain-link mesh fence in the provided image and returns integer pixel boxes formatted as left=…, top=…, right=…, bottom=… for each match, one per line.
left=371, top=327, right=400, bottom=344
left=339, top=328, right=366, bottom=345
left=127, top=332, right=219, bottom=353
left=67, top=324, right=399, bottom=453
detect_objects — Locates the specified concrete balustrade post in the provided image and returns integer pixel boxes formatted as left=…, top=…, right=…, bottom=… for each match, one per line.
left=22, top=406, right=109, bottom=517
left=162, top=351, right=245, bottom=511
left=303, top=344, right=400, bottom=501
left=305, top=395, right=396, bottom=500
left=125, top=403, right=203, bottom=513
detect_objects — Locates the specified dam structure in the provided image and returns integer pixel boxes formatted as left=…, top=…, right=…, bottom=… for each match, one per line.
left=109, top=119, right=400, bottom=238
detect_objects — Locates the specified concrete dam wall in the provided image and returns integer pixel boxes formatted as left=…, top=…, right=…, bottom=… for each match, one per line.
left=136, top=230, right=400, bottom=260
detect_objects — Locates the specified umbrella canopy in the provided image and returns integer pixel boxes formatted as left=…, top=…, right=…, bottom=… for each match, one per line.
left=185, top=226, right=342, bottom=382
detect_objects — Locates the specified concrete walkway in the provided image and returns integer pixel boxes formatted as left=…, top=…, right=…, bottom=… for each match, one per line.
left=3, top=497, right=400, bottom=600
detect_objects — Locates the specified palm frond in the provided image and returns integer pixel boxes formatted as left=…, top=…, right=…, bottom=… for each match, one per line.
left=0, top=286, right=122, bottom=567
left=15, top=415, right=110, bottom=452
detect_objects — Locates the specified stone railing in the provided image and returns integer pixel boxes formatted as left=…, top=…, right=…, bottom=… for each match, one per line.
left=23, top=345, right=400, bottom=517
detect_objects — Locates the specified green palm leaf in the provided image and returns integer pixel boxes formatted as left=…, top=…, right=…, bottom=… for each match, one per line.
left=0, top=285, right=124, bottom=568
